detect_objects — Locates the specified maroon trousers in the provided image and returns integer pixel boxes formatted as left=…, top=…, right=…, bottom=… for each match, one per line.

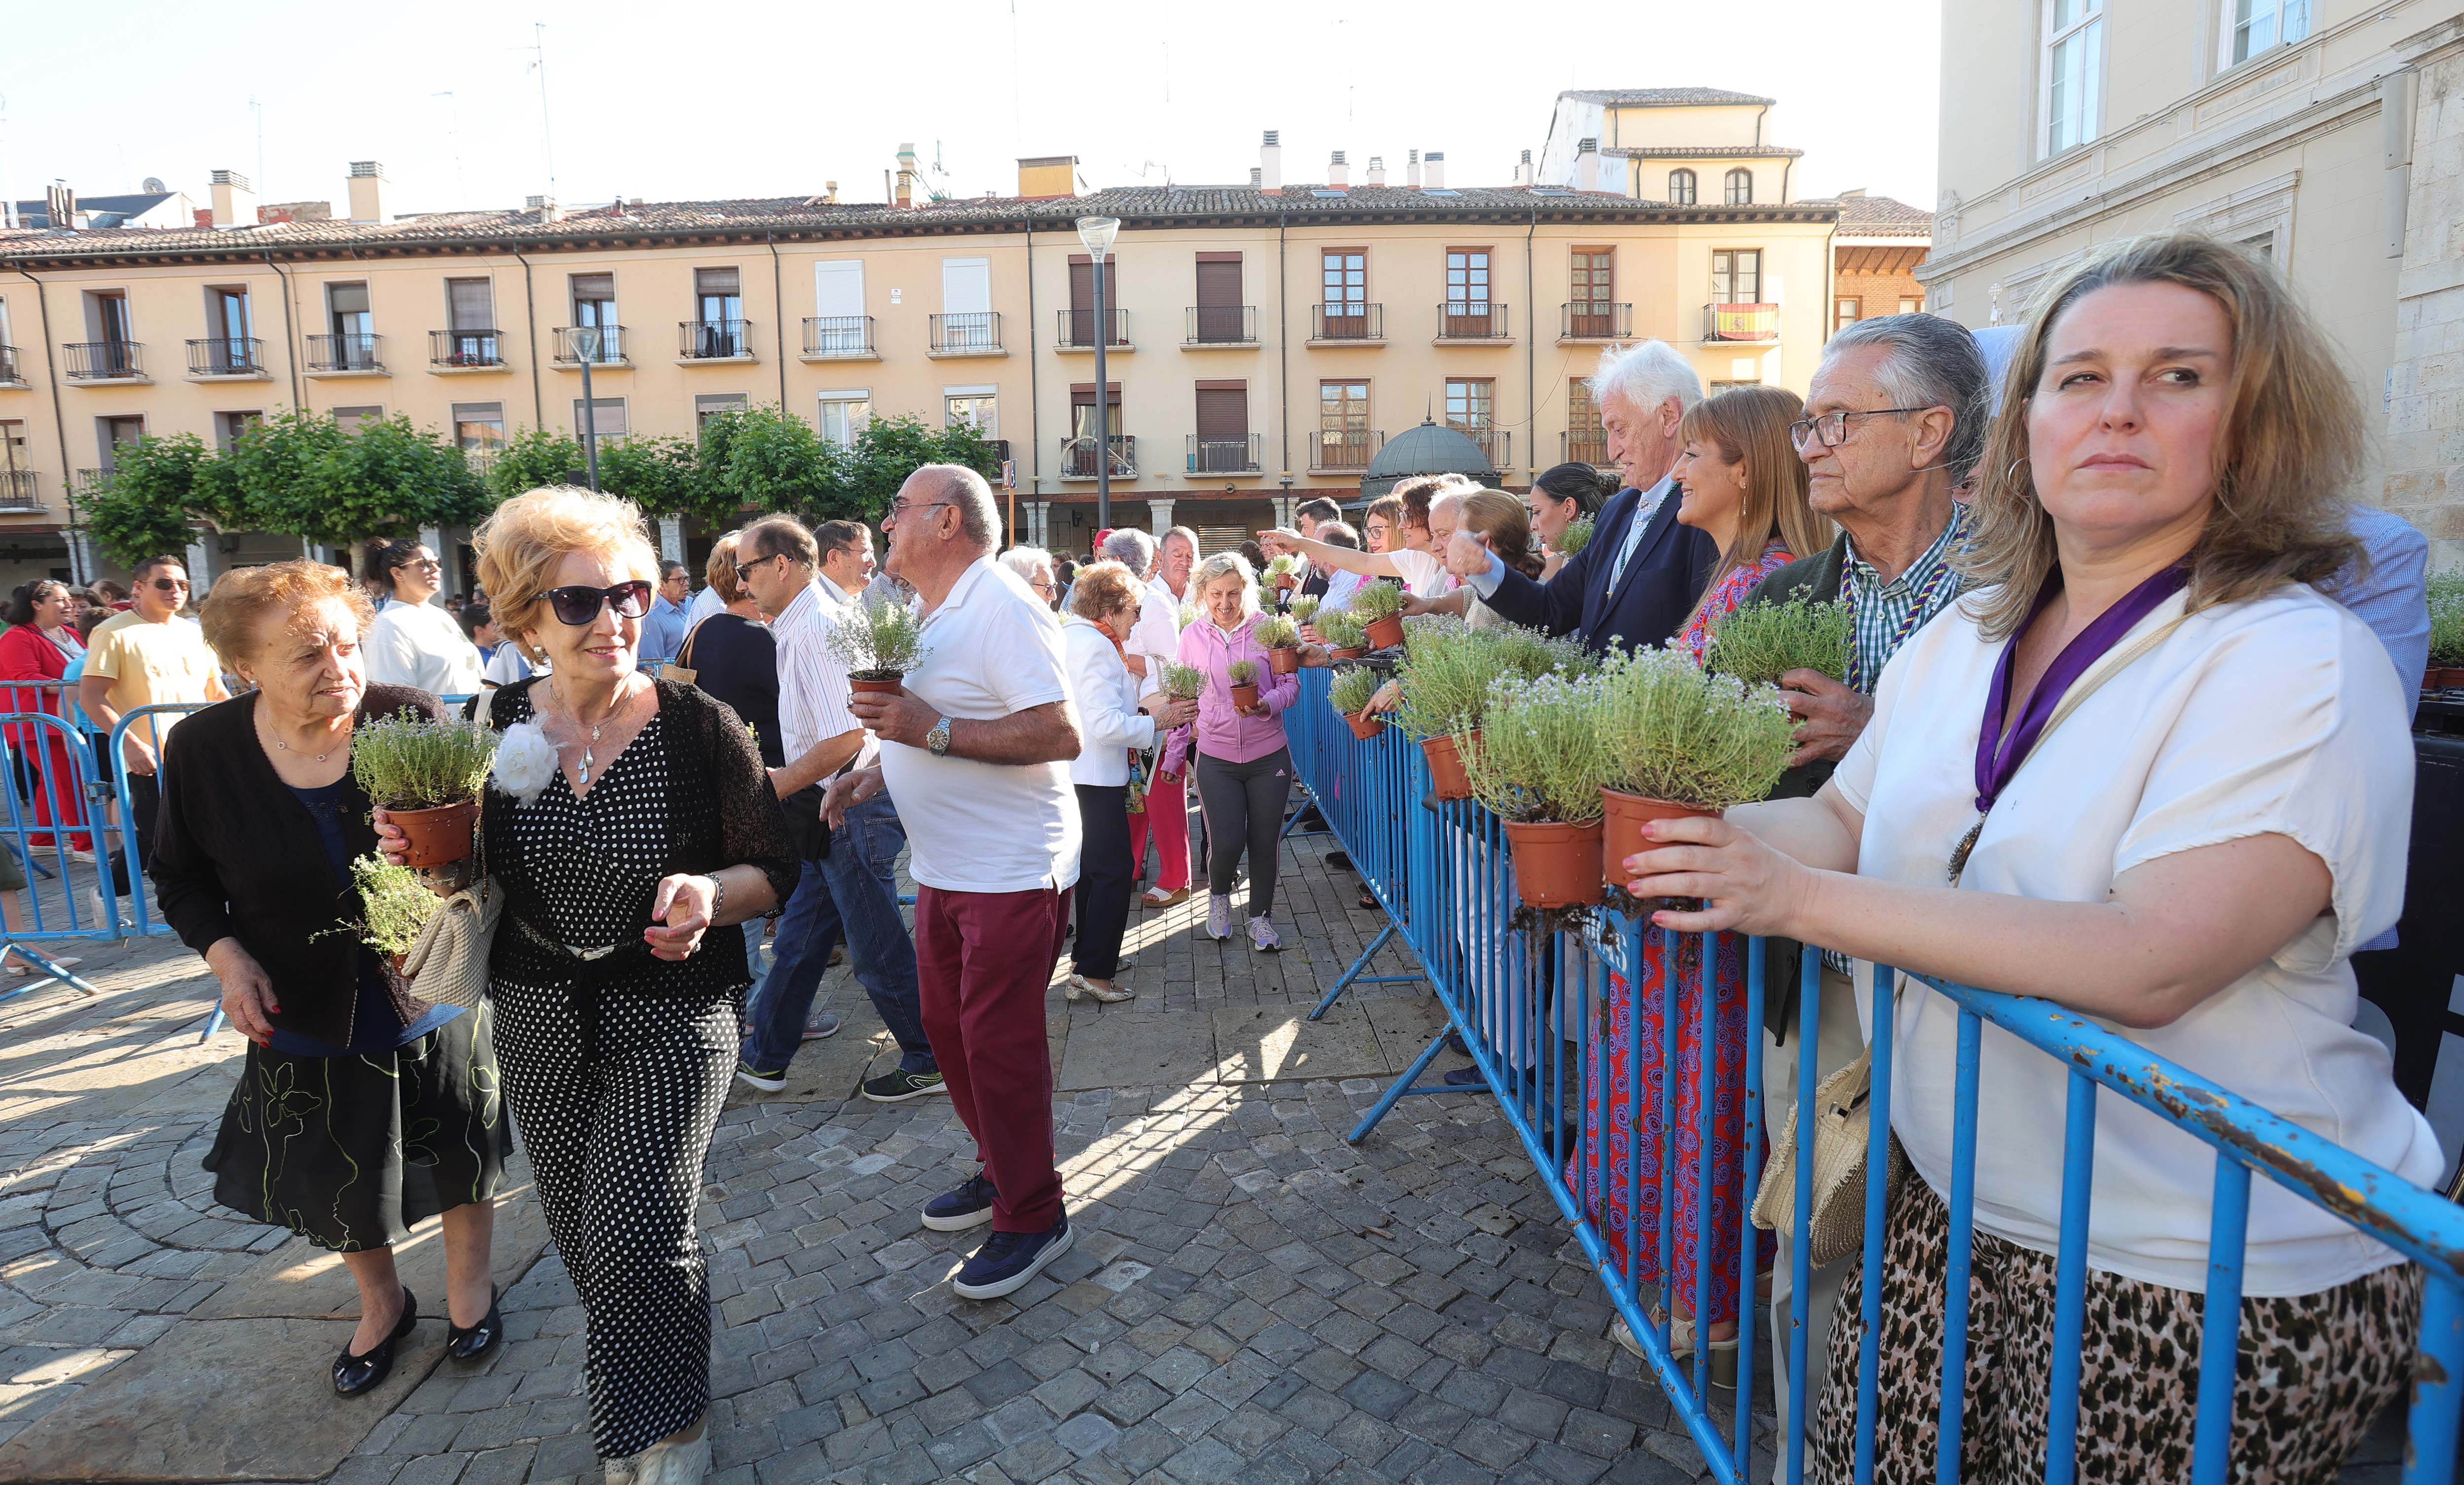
left=915, top=883, right=1070, bottom=1232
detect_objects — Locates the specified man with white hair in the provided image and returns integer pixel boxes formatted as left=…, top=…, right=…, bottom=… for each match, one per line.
left=1443, top=340, right=1716, bottom=652
left=1101, top=528, right=1194, bottom=905
left=831, top=464, right=1085, bottom=1300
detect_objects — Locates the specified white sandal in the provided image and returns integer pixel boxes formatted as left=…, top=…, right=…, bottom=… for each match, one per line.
left=1064, top=974, right=1134, bottom=1003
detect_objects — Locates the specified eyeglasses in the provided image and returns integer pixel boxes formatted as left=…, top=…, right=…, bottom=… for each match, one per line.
left=403, top=557, right=442, bottom=571
left=886, top=498, right=954, bottom=523
left=542, top=580, right=652, bottom=626
left=732, top=551, right=786, bottom=583
left=1788, top=408, right=1930, bottom=450
left=149, top=578, right=190, bottom=592
left=1029, top=578, right=1057, bottom=595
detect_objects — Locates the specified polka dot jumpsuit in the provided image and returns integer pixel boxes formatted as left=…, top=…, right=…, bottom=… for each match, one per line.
left=486, top=709, right=742, bottom=1461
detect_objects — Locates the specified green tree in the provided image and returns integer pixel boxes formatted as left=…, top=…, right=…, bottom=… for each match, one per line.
left=484, top=426, right=585, bottom=501
left=601, top=434, right=737, bottom=530
left=222, top=410, right=346, bottom=537
left=81, top=435, right=208, bottom=567
left=711, top=405, right=839, bottom=522
left=835, top=414, right=1002, bottom=522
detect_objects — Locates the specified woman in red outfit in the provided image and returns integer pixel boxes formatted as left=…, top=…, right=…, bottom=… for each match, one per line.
left=0, top=581, right=93, bottom=855
left=1571, top=385, right=1830, bottom=1383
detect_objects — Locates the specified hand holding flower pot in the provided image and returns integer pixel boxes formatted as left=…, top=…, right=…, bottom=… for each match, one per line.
left=1328, top=666, right=1385, bottom=740
left=1349, top=582, right=1407, bottom=652
left=352, top=711, right=500, bottom=869
left=823, top=593, right=933, bottom=696
left=1256, top=616, right=1303, bottom=674
left=1227, top=659, right=1261, bottom=712
left=1593, top=647, right=1795, bottom=901
left=1460, top=671, right=1614, bottom=908
left=1316, top=610, right=1369, bottom=660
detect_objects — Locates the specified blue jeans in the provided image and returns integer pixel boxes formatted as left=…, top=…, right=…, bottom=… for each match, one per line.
left=739, top=793, right=932, bottom=1074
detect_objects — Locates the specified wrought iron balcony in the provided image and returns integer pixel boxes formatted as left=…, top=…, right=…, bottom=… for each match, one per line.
left=1452, top=428, right=1512, bottom=470
left=0, top=345, right=19, bottom=385
left=1704, top=301, right=1780, bottom=342
left=1435, top=303, right=1511, bottom=340
left=1059, top=435, right=1135, bottom=479
left=1311, top=429, right=1383, bottom=471
left=802, top=316, right=874, bottom=358
left=553, top=325, right=627, bottom=363
left=679, top=319, right=752, bottom=360
left=929, top=312, right=1002, bottom=355
left=1563, top=431, right=1610, bottom=467
left=0, top=471, right=40, bottom=511
left=1184, top=306, right=1257, bottom=346
left=72, top=469, right=111, bottom=498
left=64, top=342, right=145, bottom=380
left=1056, top=308, right=1129, bottom=349
left=431, top=329, right=506, bottom=367
left=306, top=332, right=384, bottom=372
left=1187, top=435, right=1262, bottom=474
left=1311, top=305, right=1384, bottom=343
left=185, top=337, right=265, bottom=377
left=1560, top=303, right=1632, bottom=341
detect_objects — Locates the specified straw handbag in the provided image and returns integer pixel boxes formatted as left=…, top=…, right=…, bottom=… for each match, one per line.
left=1751, top=1050, right=1906, bottom=1266
left=396, top=689, right=504, bottom=1010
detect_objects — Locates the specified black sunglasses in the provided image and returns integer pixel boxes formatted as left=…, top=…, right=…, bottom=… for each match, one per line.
left=543, top=580, right=652, bottom=626
left=149, top=578, right=190, bottom=592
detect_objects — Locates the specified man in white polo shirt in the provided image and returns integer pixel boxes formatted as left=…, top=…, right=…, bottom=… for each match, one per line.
left=832, top=464, right=1084, bottom=1301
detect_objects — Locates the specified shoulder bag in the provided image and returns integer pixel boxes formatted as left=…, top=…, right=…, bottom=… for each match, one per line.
left=658, top=615, right=712, bottom=687
left=397, top=688, right=506, bottom=1009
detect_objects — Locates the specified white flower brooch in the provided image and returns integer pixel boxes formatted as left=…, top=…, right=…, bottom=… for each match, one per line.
left=491, top=722, right=559, bottom=807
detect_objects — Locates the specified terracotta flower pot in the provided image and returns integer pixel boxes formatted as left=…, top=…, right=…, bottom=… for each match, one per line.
left=1599, top=789, right=1718, bottom=885
left=2427, top=666, right=2464, bottom=691
left=1230, top=683, right=1260, bottom=711
left=1276, top=573, right=1299, bottom=590
left=1365, top=613, right=1407, bottom=651
left=1331, top=645, right=1367, bottom=660
left=1502, top=818, right=1605, bottom=908
left=1422, top=731, right=1479, bottom=801
left=1344, top=710, right=1384, bottom=741
left=390, top=798, right=480, bottom=869
left=849, top=674, right=904, bottom=696
left=1267, top=645, right=1302, bottom=675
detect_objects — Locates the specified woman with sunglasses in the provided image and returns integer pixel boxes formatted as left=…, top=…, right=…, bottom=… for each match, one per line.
left=376, top=487, right=797, bottom=1485
left=363, top=538, right=484, bottom=698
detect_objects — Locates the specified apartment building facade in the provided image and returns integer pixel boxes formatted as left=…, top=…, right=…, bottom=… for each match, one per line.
left=1927, top=0, right=2464, bottom=559
left=0, top=150, right=1837, bottom=583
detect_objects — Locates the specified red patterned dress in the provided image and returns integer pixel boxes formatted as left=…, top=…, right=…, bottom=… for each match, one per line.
left=1567, top=540, right=1793, bottom=1324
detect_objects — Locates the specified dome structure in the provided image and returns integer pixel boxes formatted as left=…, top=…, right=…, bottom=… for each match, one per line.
left=1358, top=418, right=1499, bottom=497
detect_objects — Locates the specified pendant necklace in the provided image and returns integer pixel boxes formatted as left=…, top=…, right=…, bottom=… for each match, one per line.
left=265, top=704, right=349, bottom=762
left=554, top=678, right=628, bottom=785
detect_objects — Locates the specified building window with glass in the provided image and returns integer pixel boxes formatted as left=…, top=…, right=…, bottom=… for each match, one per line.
left=818, top=391, right=871, bottom=447
left=569, top=272, right=618, bottom=361
left=1446, top=378, right=1497, bottom=466
left=1898, top=295, right=1925, bottom=314
left=1318, top=380, right=1370, bottom=468
left=945, top=391, right=997, bottom=440
left=1836, top=297, right=1862, bottom=331
left=1723, top=169, right=1753, bottom=206
left=2226, top=0, right=2310, bottom=66
left=1712, top=250, right=1762, bottom=304
left=1571, top=248, right=1615, bottom=338
left=2044, top=0, right=2105, bottom=156
left=1668, top=169, right=1697, bottom=205
left=572, top=398, right=628, bottom=445
left=694, top=394, right=748, bottom=433
left=1568, top=380, right=1606, bottom=467
left=1321, top=250, right=1368, bottom=338
left=452, top=402, right=506, bottom=457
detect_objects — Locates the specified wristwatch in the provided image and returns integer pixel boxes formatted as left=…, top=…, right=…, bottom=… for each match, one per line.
left=925, top=716, right=953, bottom=757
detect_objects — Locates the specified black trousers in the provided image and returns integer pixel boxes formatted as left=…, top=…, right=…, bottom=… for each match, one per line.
left=1195, top=747, right=1290, bottom=918
left=1072, top=784, right=1133, bottom=979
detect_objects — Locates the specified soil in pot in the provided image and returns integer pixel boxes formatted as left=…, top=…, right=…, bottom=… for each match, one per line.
left=1344, top=710, right=1384, bottom=741
left=1230, top=683, right=1261, bottom=710
left=849, top=674, right=904, bottom=696
left=1365, top=614, right=1407, bottom=651
left=1331, top=645, right=1368, bottom=660
left=1502, top=819, right=1605, bottom=908
left=1423, top=732, right=1479, bottom=801
left=391, top=798, right=481, bottom=869
left=1267, top=646, right=1302, bottom=675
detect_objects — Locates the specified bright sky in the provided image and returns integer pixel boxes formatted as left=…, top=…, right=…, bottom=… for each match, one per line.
left=4, top=0, right=1939, bottom=219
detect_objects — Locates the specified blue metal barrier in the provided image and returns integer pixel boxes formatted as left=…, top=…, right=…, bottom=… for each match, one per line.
left=1285, top=665, right=2464, bottom=1485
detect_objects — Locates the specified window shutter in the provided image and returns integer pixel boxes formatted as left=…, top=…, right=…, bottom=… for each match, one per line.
left=448, top=278, right=495, bottom=330
left=571, top=272, right=614, bottom=302
left=695, top=267, right=741, bottom=296
left=1195, top=258, right=1242, bottom=308
left=1194, top=385, right=1248, bottom=441
left=329, top=283, right=370, bottom=315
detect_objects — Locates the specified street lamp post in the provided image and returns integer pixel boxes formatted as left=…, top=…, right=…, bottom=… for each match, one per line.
left=1077, top=216, right=1120, bottom=539
left=573, top=325, right=603, bottom=491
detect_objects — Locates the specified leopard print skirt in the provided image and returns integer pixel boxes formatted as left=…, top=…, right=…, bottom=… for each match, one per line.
left=1811, top=1174, right=2420, bottom=1484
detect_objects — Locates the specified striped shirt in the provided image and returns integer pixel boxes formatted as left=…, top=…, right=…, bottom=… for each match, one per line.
left=770, top=579, right=871, bottom=770
left=1843, top=503, right=1969, bottom=695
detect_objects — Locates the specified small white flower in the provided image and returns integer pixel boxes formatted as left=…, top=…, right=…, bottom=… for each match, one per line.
left=491, top=722, right=558, bottom=807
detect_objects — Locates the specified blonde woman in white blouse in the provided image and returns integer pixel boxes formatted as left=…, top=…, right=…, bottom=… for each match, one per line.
left=1620, top=233, right=2432, bottom=1480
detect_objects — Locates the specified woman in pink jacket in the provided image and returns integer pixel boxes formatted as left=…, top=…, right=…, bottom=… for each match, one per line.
left=1173, top=551, right=1300, bottom=950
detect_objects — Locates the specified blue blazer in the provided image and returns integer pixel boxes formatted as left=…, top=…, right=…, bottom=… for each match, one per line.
left=1479, top=482, right=1717, bottom=652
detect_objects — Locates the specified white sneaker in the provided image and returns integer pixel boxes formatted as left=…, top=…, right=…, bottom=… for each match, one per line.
left=1206, top=894, right=1234, bottom=940
left=632, top=1428, right=709, bottom=1485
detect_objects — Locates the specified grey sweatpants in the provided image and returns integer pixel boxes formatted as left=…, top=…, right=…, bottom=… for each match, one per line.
left=1193, top=747, right=1290, bottom=918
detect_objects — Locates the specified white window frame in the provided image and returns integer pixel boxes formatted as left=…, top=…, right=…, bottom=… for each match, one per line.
left=818, top=389, right=872, bottom=447
left=2220, top=0, right=2311, bottom=70
left=2041, top=0, right=2106, bottom=159
left=942, top=386, right=997, bottom=440
left=572, top=397, right=629, bottom=441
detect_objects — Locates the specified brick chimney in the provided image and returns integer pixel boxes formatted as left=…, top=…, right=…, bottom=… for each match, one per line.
left=1425, top=152, right=1445, bottom=189
left=1576, top=138, right=1599, bottom=192
left=347, top=161, right=385, bottom=224
left=210, top=170, right=256, bottom=229
left=1260, top=131, right=1282, bottom=191
left=895, top=144, right=919, bottom=207
left=1328, top=151, right=1349, bottom=188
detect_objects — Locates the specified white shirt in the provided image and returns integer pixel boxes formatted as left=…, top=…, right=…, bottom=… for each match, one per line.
left=1124, top=579, right=1182, bottom=701
left=1385, top=547, right=1454, bottom=600
left=364, top=600, right=483, bottom=698
left=769, top=579, right=870, bottom=771
left=881, top=557, right=1080, bottom=893
left=1061, top=616, right=1155, bottom=786
left=1833, top=583, right=2437, bottom=1297
left=683, top=583, right=727, bottom=631
left=482, top=644, right=540, bottom=686
left=1321, top=569, right=1367, bottom=613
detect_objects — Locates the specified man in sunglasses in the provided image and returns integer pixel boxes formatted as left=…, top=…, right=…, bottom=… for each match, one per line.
left=80, top=555, right=228, bottom=872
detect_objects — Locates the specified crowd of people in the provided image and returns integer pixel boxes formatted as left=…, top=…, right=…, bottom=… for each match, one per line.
left=0, top=224, right=2438, bottom=1485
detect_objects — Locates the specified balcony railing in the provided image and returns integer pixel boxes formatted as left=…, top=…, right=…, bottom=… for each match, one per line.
left=1450, top=427, right=1512, bottom=471
left=1184, top=305, right=1257, bottom=345
left=0, top=345, right=19, bottom=385
left=1563, top=431, right=1610, bottom=467
left=1187, top=434, right=1262, bottom=474
left=306, top=332, right=384, bottom=372
left=680, top=319, right=752, bottom=360
left=802, top=316, right=874, bottom=358
left=64, top=342, right=145, bottom=380
left=72, top=469, right=110, bottom=499
left=1057, top=308, right=1129, bottom=349
left=553, top=325, right=627, bottom=363
left=929, top=312, right=1002, bottom=355
left=1311, top=304, right=1384, bottom=343
left=185, top=337, right=265, bottom=377
left=1560, top=302, right=1632, bottom=341
left=1312, top=429, right=1383, bottom=471
left=1060, top=435, right=1135, bottom=479
left=0, top=471, right=40, bottom=511
left=1436, top=303, right=1511, bottom=340
left=431, top=329, right=505, bottom=367
left=1705, top=301, right=1781, bottom=342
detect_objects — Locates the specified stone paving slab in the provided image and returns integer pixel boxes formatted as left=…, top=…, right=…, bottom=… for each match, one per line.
left=1055, top=1014, right=1215, bottom=1094
left=1208, top=1004, right=1386, bottom=1085
left=189, top=1168, right=550, bottom=1322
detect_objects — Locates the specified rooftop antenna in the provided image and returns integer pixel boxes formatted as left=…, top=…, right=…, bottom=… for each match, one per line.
left=0, top=95, right=11, bottom=230
left=250, top=97, right=265, bottom=201
left=524, top=23, right=558, bottom=201
left=433, top=92, right=466, bottom=205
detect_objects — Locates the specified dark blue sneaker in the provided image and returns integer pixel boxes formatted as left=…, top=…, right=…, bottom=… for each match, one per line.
left=952, top=1215, right=1073, bottom=1301
left=921, top=1173, right=999, bottom=1232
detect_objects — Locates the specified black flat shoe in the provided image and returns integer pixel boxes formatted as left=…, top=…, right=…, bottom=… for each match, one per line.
left=445, top=1286, right=502, bottom=1363
left=333, top=1287, right=417, bottom=1397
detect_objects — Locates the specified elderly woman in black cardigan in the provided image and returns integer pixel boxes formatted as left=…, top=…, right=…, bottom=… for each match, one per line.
left=154, top=560, right=510, bottom=1400
left=377, top=487, right=795, bottom=1485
